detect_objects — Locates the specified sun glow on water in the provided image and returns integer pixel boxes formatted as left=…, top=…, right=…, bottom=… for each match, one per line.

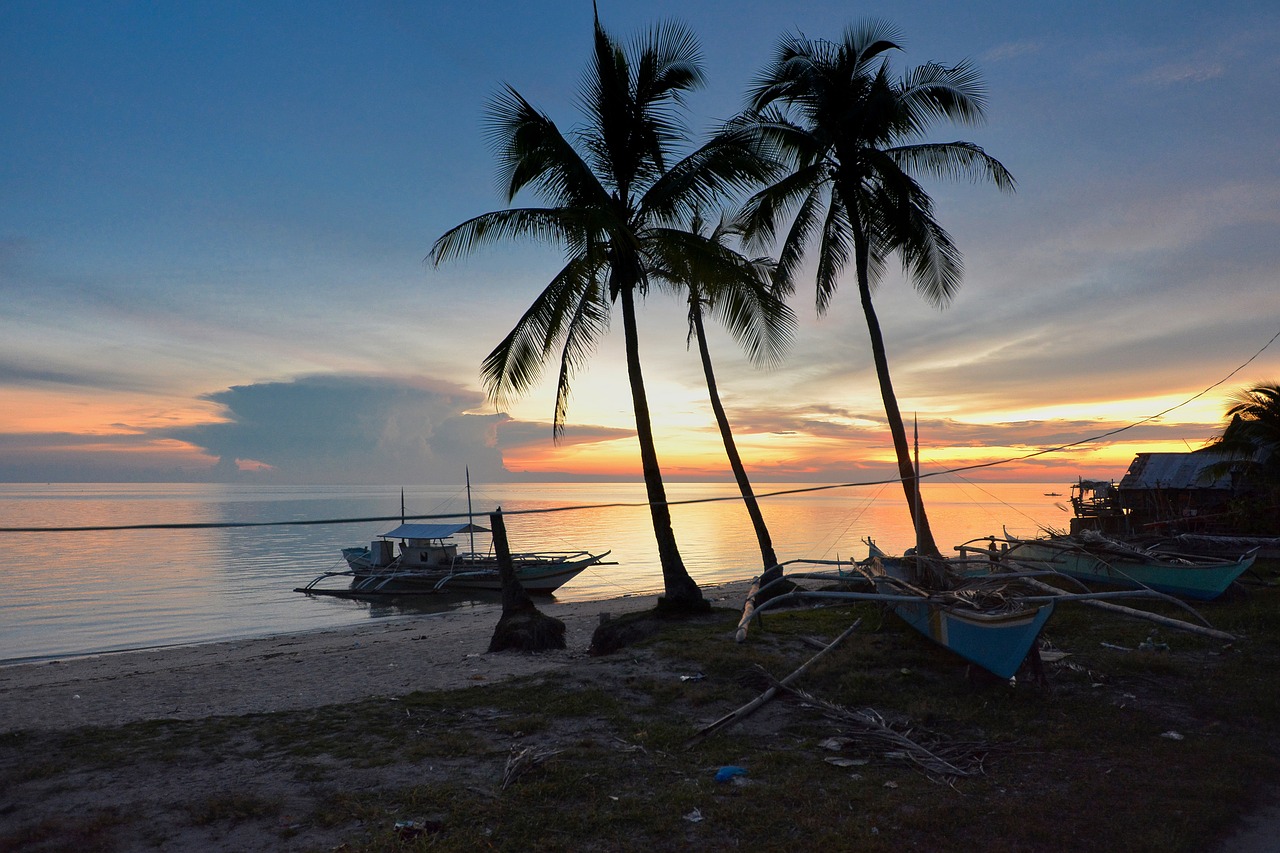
left=0, top=481, right=1073, bottom=663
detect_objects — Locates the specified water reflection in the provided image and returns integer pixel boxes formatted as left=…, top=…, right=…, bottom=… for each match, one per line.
left=0, top=481, right=1071, bottom=662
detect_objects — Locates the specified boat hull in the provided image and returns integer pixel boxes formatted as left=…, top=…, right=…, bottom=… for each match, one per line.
left=335, top=552, right=605, bottom=596
left=1009, top=538, right=1255, bottom=601
left=867, top=552, right=1054, bottom=680
left=886, top=593, right=1054, bottom=680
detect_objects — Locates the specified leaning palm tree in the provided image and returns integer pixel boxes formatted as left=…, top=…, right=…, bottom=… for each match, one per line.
left=431, top=13, right=769, bottom=611
left=648, top=209, right=795, bottom=588
left=737, top=21, right=1015, bottom=559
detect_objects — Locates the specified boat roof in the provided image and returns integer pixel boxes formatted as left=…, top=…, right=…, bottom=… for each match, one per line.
left=379, top=522, right=489, bottom=540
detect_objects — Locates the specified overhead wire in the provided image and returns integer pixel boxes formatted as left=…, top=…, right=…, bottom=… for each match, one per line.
left=2, top=327, right=1276, bottom=534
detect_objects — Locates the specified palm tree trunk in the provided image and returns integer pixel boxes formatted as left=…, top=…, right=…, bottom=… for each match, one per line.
left=491, top=509, right=533, bottom=614
left=690, top=298, right=781, bottom=576
left=853, top=229, right=940, bottom=559
left=487, top=508, right=566, bottom=652
left=619, top=284, right=707, bottom=610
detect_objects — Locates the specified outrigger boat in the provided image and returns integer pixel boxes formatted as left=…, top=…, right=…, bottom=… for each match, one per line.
left=862, top=540, right=1056, bottom=680
left=297, top=521, right=609, bottom=598
left=988, top=532, right=1257, bottom=602
left=738, top=418, right=1056, bottom=679
left=737, top=541, right=1055, bottom=680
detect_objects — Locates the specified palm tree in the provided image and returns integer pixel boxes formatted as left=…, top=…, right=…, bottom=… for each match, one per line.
left=1204, top=382, right=1280, bottom=485
left=431, top=12, right=769, bottom=611
left=1213, top=383, right=1280, bottom=462
left=649, top=209, right=795, bottom=588
left=737, top=21, right=1015, bottom=559
left=1197, top=382, right=1280, bottom=533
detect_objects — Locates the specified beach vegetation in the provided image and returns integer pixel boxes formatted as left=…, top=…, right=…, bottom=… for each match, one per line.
left=652, top=207, right=796, bottom=592
left=187, top=791, right=284, bottom=826
left=431, top=11, right=771, bottom=612
left=734, top=20, right=1016, bottom=558
left=1203, top=381, right=1280, bottom=533
left=3, top=572, right=1278, bottom=850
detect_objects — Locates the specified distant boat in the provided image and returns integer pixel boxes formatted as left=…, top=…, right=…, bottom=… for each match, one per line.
left=999, top=532, right=1256, bottom=601
left=298, top=471, right=611, bottom=598
left=297, top=521, right=609, bottom=597
left=1043, top=492, right=1062, bottom=496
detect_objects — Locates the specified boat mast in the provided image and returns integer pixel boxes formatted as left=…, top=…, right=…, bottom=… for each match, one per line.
left=913, top=414, right=921, bottom=556
left=466, top=466, right=475, bottom=555
left=400, top=488, right=405, bottom=525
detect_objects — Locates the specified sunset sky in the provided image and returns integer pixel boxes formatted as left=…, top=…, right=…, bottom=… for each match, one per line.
left=2, top=1, right=1277, bottom=485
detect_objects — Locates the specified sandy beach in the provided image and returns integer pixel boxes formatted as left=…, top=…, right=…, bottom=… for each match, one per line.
left=0, top=582, right=752, bottom=734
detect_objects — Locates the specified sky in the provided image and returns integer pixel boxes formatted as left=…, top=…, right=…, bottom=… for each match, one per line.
left=2, top=0, right=1278, bottom=486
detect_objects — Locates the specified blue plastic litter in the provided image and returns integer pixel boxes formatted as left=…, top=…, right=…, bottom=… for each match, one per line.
left=714, top=765, right=747, bottom=783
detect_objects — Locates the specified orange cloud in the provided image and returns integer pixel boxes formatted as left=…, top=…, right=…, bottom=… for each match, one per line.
left=1, top=388, right=226, bottom=435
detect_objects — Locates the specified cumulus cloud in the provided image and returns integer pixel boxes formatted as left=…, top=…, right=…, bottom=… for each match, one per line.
left=163, top=374, right=511, bottom=484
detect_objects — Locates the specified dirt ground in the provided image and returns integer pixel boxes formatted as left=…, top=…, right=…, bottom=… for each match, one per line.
left=1, top=579, right=1276, bottom=852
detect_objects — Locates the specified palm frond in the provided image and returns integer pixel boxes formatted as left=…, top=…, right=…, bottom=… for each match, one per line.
left=430, top=208, right=582, bottom=265
left=480, top=255, right=602, bottom=404
left=839, top=19, right=904, bottom=66
left=643, top=126, right=779, bottom=226
left=888, top=141, right=1016, bottom=191
left=892, top=200, right=963, bottom=307
left=899, top=59, right=988, bottom=127
left=486, top=85, right=608, bottom=208
left=814, top=192, right=853, bottom=314
left=552, top=274, right=611, bottom=437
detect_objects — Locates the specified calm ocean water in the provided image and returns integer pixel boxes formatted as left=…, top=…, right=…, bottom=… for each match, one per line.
left=0, top=481, right=1072, bottom=664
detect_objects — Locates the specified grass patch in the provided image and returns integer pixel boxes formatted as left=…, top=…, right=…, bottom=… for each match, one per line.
left=187, top=791, right=284, bottom=825
left=2, top=578, right=1278, bottom=851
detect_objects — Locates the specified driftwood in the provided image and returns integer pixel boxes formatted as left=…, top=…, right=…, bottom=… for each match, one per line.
left=1016, top=575, right=1237, bottom=642
left=501, top=745, right=563, bottom=790
left=789, top=689, right=987, bottom=780
left=689, top=618, right=862, bottom=744
left=734, top=578, right=761, bottom=643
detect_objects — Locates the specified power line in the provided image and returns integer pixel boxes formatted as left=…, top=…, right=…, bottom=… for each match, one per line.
left=3, top=328, right=1276, bottom=534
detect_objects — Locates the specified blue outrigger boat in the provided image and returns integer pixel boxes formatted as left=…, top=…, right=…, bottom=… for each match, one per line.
left=738, top=418, right=1056, bottom=680
left=998, top=533, right=1257, bottom=601
left=739, top=541, right=1056, bottom=680
left=862, top=541, right=1055, bottom=679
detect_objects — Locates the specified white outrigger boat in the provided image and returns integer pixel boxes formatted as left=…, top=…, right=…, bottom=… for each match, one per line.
left=296, top=521, right=609, bottom=598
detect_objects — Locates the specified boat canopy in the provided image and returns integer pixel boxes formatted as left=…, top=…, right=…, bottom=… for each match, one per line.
left=379, top=522, right=489, bottom=540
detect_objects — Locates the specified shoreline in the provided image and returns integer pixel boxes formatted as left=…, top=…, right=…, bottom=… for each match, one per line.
left=0, top=580, right=752, bottom=734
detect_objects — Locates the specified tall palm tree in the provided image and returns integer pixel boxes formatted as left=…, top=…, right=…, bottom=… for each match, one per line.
left=431, top=12, right=769, bottom=611
left=737, top=21, right=1015, bottom=559
left=648, top=210, right=795, bottom=585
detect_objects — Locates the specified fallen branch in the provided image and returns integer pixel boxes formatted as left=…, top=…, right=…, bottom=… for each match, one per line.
left=734, top=578, right=761, bottom=643
left=1016, top=576, right=1237, bottom=642
left=791, top=690, right=986, bottom=779
left=501, top=745, right=563, bottom=790
left=689, top=618, right=862, bottom=744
